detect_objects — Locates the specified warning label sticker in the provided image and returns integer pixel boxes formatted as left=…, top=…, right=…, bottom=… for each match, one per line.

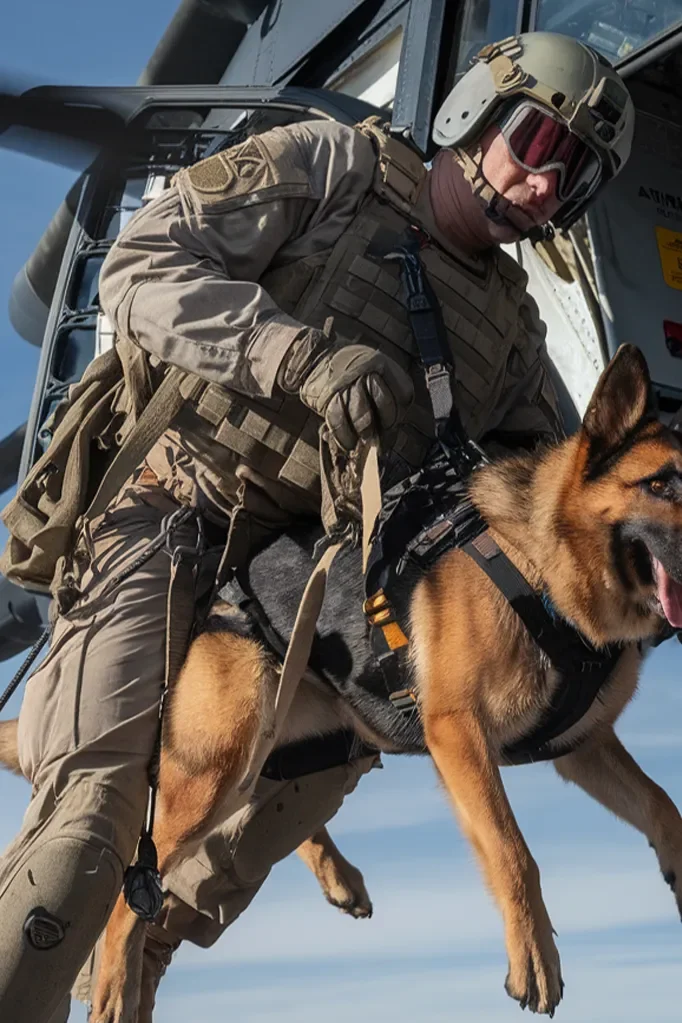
left=656, top=226, right=682, bottom=291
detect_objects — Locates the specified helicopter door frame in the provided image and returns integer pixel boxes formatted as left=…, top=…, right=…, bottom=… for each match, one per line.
left=17, top=85, right=388, bottom=484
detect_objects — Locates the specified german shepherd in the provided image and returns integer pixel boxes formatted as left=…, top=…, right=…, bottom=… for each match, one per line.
left=6, top=344, right=682, bottom=1020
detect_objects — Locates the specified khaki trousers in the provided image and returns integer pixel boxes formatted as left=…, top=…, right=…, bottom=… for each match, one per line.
left=0, top=481, right=373, bottom=1022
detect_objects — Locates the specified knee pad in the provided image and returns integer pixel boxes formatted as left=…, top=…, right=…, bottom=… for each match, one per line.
left=0, top=835, right=123, bottom=1023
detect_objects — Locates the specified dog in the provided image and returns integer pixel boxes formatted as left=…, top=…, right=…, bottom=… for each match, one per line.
left=6, top=344, right=682, bottom=1020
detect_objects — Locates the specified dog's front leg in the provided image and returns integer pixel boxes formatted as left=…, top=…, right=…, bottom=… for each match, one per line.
left=296, top=827, right=373, bottom=918
left=88, top=895, right=146, bottom=1023
left=555, top=727, right=682, bottom=917
left=425, top=710, right=563, bottom=1016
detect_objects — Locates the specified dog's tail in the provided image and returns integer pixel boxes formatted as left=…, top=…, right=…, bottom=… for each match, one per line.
left=0, top=719, right=22, bottom=775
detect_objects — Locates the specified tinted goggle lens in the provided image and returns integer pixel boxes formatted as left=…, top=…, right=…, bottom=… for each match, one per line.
left=503, top=105, right=601, bottom=202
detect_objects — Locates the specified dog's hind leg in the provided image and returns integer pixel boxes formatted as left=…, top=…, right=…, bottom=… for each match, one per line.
left=91, top=629, right=274, bottom=1023
left=0, top=718, right=22, bottom=775
left=555, top=726, right=682, bottom=918
left=424, top=707, right=563, bottom=1016
left=297, top=827, right=373, bottom=918
left=152, top=629, right=277, bottom=861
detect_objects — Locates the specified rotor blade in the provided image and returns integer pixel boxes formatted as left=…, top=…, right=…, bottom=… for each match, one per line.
left=0, top=77, right=139, bottom=169
left=0, top=576, right=48, bottom=663
left=0, top=423, right=26, bottom=495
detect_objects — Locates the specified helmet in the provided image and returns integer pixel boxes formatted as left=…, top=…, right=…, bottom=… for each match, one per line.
left=432, top=32, right=635, bottom=231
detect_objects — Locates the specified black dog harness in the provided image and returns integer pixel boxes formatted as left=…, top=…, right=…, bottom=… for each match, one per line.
left=362, top=449, right=623, bottom=765
left=227, top=230, right=623, bottom=778
left=362, top=233, right=623, bottom=765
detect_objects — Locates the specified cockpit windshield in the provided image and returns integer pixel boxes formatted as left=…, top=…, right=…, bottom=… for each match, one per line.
left=535, top=0, right=682, bottom=62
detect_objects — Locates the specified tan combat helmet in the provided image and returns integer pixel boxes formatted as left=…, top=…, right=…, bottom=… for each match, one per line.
left=432, top=32, right=635, bottom=231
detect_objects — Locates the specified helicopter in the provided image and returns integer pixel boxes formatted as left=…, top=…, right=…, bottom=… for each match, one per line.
left=2, top=0, right=682, bottom=663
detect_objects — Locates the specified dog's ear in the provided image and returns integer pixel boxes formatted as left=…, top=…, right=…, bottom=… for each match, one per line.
left=581, top=344, right=655, bottom=471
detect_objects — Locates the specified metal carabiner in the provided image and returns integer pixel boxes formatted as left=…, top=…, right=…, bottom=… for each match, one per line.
left=161, top=506, right=205, bottom=565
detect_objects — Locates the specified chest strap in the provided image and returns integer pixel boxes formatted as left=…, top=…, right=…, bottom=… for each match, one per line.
left=462, top=530, right=623, bottom=764
left=384, top=231, right=484, bottom=477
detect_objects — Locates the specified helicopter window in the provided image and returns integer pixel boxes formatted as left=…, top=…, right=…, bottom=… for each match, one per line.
left=69, top=255, right=105, bottom=312
left=53, top=327, right=96, bottom=386
left=533, top=1, right=682, bottom=62
left=328, top=26, right=403, bottom=108
left=454, top=1, right=521, bottom=75
left=97, top=176, right=148, bottom=240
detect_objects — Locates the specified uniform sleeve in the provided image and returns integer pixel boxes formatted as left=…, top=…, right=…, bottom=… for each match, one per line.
left=482, top=293, right=565, bottom=452
left=98, top=121, right=377, bottom=399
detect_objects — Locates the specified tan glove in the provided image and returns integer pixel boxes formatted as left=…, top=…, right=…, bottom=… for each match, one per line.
left=299, top=345, right=414, bottom=451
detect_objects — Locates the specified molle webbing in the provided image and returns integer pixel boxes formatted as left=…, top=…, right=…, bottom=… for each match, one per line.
left=174, top=382, right=323, bottom=496
left=152, top=119, right=528, bottom=508
left=355, top=116, right=427, bottom=214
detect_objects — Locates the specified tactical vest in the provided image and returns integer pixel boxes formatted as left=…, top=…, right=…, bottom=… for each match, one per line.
left=0, top=120, right=531, bottom=596
left=172, top=118, right=530, bottom=505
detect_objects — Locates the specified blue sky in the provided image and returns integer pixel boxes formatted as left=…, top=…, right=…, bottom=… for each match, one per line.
left=2, top=4, right=682, bottom=1022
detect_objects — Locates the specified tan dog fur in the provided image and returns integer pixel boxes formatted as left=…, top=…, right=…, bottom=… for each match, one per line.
left=0, top=719, right=21, bottom=775
left=7, top=346, right=682, bottom=1020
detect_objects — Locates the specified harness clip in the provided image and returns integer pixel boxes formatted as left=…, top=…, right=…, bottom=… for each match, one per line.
left=389, top=689, right=418, bottom=714
left=161, top=507, right=205, bottom=566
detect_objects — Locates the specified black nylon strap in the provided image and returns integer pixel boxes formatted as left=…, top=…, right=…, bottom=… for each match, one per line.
left=462, top=533, right=613, bottom=670
left=385, top=233, right=473, bottom=457
left=462, top=532, right=622, bottom=763
left=260, top=730, right=376, bottom=781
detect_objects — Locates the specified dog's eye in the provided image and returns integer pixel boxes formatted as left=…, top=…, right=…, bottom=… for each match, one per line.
left=648, top=479, right=669, bottom=497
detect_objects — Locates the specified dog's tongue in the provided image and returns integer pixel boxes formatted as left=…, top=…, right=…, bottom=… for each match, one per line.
left=653, top=558, right=682, bottom=628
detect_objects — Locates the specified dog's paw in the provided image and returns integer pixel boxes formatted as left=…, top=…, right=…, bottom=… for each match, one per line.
left=327, top=892, right=373, bottom=919
left=656, top=856, right=682, bottom=921
left=88, top=990, right=138, bottom=1023
left=89, top=970, right=141, bottom=1023
left=322, top=861, right=373, bottom=919
left=649, top=837, right=682, bottom=921
left=504, top=930, right=564, bottom=1015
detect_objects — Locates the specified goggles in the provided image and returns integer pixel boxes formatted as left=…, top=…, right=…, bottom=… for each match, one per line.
left=499, top=101, right=603, bottom=204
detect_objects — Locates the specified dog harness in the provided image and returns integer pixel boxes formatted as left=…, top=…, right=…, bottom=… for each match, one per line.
left=361, top=234, right=623, bottom=764
left=224, top=233, right=624, bottom=777
left=362, top=447, right=624, bottom=765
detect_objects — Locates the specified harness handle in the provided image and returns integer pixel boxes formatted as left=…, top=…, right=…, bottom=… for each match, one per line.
left=361, top=441, right=382, bottom=573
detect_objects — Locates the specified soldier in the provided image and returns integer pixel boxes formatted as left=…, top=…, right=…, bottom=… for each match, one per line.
left=0, top=31, right=634, bottom=1023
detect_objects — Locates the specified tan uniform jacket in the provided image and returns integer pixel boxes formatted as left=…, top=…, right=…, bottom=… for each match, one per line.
left=98, top=119, right=562, bottom=520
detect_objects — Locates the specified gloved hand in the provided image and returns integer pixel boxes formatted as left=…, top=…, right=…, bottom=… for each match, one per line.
left=299, top=345, right=414, bottom=451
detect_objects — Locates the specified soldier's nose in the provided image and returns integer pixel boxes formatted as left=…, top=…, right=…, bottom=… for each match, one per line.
left=527, top=170, right=558, bottom=203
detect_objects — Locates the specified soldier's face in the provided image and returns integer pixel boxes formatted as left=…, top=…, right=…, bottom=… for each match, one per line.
left=479, top=124, right=563, bottom=238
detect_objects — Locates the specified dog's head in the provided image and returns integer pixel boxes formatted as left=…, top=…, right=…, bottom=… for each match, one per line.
left=565, top=343, right=682, bottom=636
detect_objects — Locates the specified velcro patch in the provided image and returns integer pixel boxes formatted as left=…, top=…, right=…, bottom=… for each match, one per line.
left=184, top=133, right=308, bottom=205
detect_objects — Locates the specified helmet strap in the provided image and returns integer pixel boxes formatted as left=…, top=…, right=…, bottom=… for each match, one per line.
left=452, top=145, right=536, bottom=239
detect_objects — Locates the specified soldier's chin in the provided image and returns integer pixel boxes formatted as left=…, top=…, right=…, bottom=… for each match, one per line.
left=487, top=205, right=541, bottom=244
left=485, top=217, right=525, bottom=244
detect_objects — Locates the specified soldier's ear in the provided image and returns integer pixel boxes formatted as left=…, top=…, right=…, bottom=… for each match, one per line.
left=581, top=344, right=655, bottom=474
